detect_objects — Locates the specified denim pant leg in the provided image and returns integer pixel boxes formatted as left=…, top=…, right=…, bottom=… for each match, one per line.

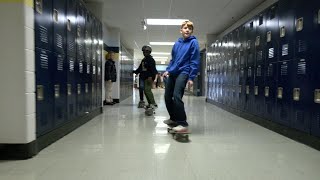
left=164, top=76, right=176, bottom=121
left=139, top=78, right=144, bottom=101
left=173, top=74, right=189, bottom=126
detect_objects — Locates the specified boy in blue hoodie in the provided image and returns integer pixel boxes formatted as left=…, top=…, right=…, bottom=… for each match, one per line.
left=163, top=21, right=200, bottom=133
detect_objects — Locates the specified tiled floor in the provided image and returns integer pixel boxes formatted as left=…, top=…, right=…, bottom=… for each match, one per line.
left=1, top=89, right=320, bottom=180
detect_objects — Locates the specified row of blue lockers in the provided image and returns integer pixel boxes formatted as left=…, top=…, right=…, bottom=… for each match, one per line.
left=206, top=0, right=320, bottom=138
left=35, top=0, right=103, bottom=136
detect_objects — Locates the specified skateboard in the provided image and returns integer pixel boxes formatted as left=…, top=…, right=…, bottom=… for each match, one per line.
left=144, top=107, right=155, bottom=116
left=167, top=125, right=190, bottom=143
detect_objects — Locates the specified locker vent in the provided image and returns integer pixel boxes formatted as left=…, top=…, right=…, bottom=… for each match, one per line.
left=267, top=65, right=273, bottom=77
left=267, top=103, right=272, bottom=114
left=87, top=64, right=90, bottom=74
left=281, top=63, right=288, bottom=76
left=39, top=26, right=48, bottom=44
left=257, top=51, right=263, bottom=62
left=40, top=52, right=49, bottom=69
left=57, top=107, right=62, bottom=119
left=69, top=60, right=74, bottom=72
left=298, top=40, right=307, bottom=52
left=79, top=62, right=83, bottom=73
left=317, top=113, right=320, bottom=128
left=296, top=111, right=305, bottom=124
left=282, top=44, right=289, bottom=56
left=70, top=104, right=74, bottom=116
left=268, top=48, right=274, bottom=58
left=68, top=38, right=75, bottom=52
left=56, top=34, right=63, bottom=49
left=297, top=60, right=306, bottom=75
left=256, top=66, right=262, bottom=77
left=57, top=55, right=64, bottom=71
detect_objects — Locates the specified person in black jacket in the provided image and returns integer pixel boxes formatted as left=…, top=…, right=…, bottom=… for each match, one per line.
left=133, top=45, right=158, bottom=108
left=104, top=51, right=117, bottom=105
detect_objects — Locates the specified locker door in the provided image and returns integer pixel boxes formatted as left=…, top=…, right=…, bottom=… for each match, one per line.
left=53, top=53, right=67, bottom=127
left=53, top=0, right=66, bottom=55
left=275, top=60, right=293, bottom=126
left=67, top=56, right=76, bottom=121
left=36, top=48, right=54, bottom=136
left=264, top=62, right=277, bottom=121
left=76, top=1, right=86, bottom=62
left=266, top=5, right=279, bottom=63
left=66, top=0, right=77, bottom=58
left=34, top=0, right=53, bottom=51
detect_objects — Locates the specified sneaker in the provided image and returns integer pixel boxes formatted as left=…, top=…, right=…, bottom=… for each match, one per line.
left=172, top=125, right=188, bottom=133
left=163, top=119, right=176, bottom=125
left=138, top=101, right=145, bottom=108
left=153, top=104, right=158, bottom=108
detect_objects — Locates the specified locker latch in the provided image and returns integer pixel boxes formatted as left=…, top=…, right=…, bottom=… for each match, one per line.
left=277, top=87, right=283, bottom=99
left=85, top=83, right=89, bottom=93
left=67, top=19, right=72, bottom=32
left=35, top=0, right=42, bottom=14
left=267, top=31, right=272, bottom=42
left=314, top=89, right=320, bottom=104
left=92, top=83, right=95, bottom=93
left=293, top=88, right=300, bottom=101
left=54, top=84, right=60, bottom=98
left=37, top=85, right=44, bottom=101
left=77, top=84, right=81, bottom=95
left=254, top=86, right=259, bottom=96
left=296, top=17, right=304, bottom=32
left=246, top=85, right=250, bottom=95
left=265, top=86, right=269, bottom=97
left=280, top=26, right=286, bottom=38
left=68, top=84, right=72, bottom=96
left=53, top=9, right=59, bottom=23
left=247, top=40, right=251, bottom=49
left=239, top=85, right=242, bottom=94
left=255, top=36, right=260, bottom=46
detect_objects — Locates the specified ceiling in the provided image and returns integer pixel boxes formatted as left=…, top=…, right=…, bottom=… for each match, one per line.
left=86, top=0, right=266, bottom=64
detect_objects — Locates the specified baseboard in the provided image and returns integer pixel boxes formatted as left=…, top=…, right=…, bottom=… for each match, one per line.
left=206, top=99, right=320, bottom=151
left=0, top=107, right=103, bottom=160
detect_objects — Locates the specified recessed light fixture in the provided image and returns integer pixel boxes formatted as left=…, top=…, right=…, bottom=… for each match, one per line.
left=152, top=52, right=171, bottom=55
left=150, top=42, right=175, bottom=46
left=145, top=19, right=189, bottom=25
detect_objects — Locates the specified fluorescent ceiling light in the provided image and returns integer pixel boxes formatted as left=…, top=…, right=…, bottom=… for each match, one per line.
left=152, top=56, right=168, bottom=59
left=152, top=52, right=171, bottom=55
left=146, top=19, right=189, bottom=25
left=150, top=42, right=175, bottom=46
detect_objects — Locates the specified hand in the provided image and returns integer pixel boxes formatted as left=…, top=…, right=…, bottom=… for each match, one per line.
left=163, top=71, right=169, bottom=77
left=148, top=77, right=153, bottom=82
left=187, top=80, right=193, bottom=88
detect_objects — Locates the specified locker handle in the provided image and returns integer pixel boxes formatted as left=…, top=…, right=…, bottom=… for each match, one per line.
left=267, top=31, right=272, bottom=42
left=277, top=87, right=283, bottom=99
left=265, top=87, right=269, bottom=97
left=280, top=26, right=286, bottom=38
left=37, top=85, right=44, bottom=101
left=246, top=86, right=250, bottom=95
left=296, top=18, right=303, bottom=32
left=85, top=83, right=89, bottom=93
left=67, top=19, right=72, bottom=32
left=68, top=84, right=72, bottom=96
left=314, top=89, right=320, bottom=104
left=293, top=88, right=300, bottom=101
left=53, top=9, right=59, bottom=23
left=77, top=84, right=81, bottom=95
left=254, top=86, right=259, bottom=96
left=35, top=0, right=42, bottom=14
left=255, top=36, right=260, bottom=46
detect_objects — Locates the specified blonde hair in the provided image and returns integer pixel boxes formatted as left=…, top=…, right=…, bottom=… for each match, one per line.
left=181, top=21, right=194, bottom=31
left=105, top=51, right=115, bottom=59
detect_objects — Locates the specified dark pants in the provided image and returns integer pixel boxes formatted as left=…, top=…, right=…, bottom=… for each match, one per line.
left=139, top=78, right=144, bottom=101
left=144, top=79, right=156, bottom=105
left=164, top=74, right=189, bottom=126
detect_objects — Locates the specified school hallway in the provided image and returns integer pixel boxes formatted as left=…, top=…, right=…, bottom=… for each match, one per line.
left=1, top=89, right=320, bottom=180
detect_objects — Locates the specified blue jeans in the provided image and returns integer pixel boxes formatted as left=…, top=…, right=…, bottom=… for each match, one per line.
left=139, top=78, right=145, bottom=101
left=164, top=74, right=189, bottom=126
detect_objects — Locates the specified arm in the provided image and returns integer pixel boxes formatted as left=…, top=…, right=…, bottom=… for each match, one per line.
left=133, top=62, right=142, bottom=74
left=188, top=40, right=200, bottom=81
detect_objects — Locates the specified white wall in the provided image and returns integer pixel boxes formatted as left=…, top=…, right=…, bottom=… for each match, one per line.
left=102, top=24, right=121, bottom=100
left=0, top=2, right=35, bottom=144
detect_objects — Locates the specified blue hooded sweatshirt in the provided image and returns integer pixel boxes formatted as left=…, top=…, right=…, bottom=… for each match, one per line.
left=166, top=35, right=200, bottom=81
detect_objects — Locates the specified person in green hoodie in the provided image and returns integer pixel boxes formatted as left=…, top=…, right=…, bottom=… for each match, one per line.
left=163, top=21, right=200, bottom=133
left=133, top=45, right=158, bottom=109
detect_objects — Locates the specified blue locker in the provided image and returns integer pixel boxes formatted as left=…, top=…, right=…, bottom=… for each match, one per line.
left=34, top=0, right=53, bottom=51
left=84, top=12, right=93, bottom=112
left=310, top=2, right=320, bottom=137
left=253, top=11, right=267, bottom=117
left=36, top=48, right=54, bottom=136
left=290, top=2, right=315, bottom=133
left=278, top=0, right=297, bottom=62
left=53, top=53, right=67, bottom=127
left=75, top=58, right=85, bottom=116
left=275, top=60, right=293, bottom=126
left=264, top=62, right=277, bottom=121
left=66, top=0, right=77, bottom=57
left=231, top=31, right=239, bottom=109
left=67, top=56, right=77, bottom=121
left=266, top=5, right=279, bottom=63
left=76, top=0, right=86, bottom=61
left=53, top=0, right=67, bottom=55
